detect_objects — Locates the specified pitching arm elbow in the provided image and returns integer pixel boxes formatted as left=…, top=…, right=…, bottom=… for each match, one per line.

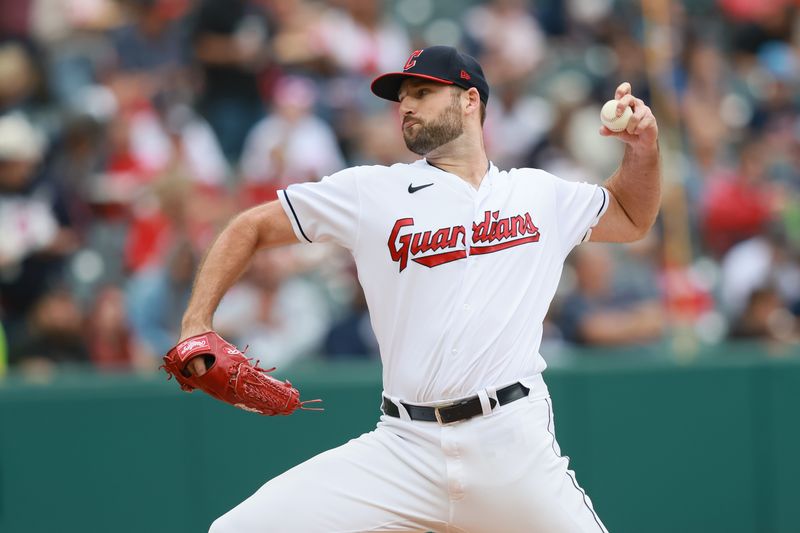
left=589, top=188, right=657, bottom=243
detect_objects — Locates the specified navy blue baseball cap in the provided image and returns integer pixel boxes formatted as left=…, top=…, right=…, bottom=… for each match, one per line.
left=371, top=46, right=490, bottom=105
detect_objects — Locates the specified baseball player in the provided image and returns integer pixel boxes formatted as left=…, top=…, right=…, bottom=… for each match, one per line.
left=178, top=46, right=660, bottom=532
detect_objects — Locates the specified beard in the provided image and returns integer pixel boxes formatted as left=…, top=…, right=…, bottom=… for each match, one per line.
left=403, top=94, right=464, bottom=155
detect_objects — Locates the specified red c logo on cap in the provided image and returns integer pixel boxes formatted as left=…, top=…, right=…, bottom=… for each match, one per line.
left=404, top=50, right=423, bottom=71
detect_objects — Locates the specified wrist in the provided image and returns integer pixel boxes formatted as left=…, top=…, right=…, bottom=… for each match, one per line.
left=628, top=138, right=659, bottom=156
left=180, top=317, right=213, bottom=339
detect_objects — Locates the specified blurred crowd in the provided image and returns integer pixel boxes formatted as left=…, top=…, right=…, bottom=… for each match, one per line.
left=1, top=0, right=799, bottom=377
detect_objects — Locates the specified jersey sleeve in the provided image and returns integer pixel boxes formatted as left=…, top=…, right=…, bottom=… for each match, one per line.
left=278, top=167, right=361, bottom=250
left=552, top=176, right=609, bottom=257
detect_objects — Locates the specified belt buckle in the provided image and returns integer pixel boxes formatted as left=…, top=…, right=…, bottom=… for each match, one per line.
left=433, top=402, right=458, bottom=426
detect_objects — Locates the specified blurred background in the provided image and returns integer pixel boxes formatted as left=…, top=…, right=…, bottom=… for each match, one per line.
left=1, top=0, right=799, bottom=373
left=0, top=0, right=799, bottom=532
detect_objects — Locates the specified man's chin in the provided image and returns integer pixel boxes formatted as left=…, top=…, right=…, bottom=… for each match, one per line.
left=405, top=142, right=431, bottom=156
left=403, top=135, right=430, bottom=156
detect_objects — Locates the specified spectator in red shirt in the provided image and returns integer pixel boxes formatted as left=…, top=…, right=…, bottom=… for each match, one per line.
left=701, top=138, right=775, bottom=257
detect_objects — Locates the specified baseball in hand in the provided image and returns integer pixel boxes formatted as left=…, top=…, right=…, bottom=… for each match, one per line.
left=600, top=99, right=633, bottom=132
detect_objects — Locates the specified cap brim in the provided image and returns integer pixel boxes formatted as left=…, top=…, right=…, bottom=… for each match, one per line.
left=370, top=72, right=454, bottom=102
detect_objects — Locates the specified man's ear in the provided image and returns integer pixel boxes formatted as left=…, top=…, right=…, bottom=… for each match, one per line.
left=464, top=87, right=481, bottom=117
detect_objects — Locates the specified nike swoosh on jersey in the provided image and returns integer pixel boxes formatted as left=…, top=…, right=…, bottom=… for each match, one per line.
left=408, top=183, right=434, bottom=194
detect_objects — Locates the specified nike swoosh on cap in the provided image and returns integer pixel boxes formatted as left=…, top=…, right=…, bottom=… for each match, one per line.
left=408, top=183, right=434, bottom=193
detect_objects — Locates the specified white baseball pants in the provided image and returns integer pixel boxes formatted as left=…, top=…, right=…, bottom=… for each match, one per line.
left=209, top=375, right=608, bottom=533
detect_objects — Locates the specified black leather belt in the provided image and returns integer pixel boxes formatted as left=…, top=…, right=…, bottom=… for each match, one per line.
left=382, top=382, right=530, bottom=425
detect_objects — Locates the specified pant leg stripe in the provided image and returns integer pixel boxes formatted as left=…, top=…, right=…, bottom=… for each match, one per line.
left=544, top=397, right=608, bottom=533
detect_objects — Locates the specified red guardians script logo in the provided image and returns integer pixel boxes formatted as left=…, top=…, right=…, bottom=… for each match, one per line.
left=388, top=210, right=540, bottom=272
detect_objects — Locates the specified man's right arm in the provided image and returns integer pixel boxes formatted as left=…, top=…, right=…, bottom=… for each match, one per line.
left=180, top=200, right=299, bottom=375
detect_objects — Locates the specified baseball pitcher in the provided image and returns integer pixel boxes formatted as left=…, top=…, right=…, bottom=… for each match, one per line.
left=164, top=46, right=660, bottom=532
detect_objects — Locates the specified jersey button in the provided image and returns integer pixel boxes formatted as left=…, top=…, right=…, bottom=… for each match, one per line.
left=451, top=348, right=458, bottom=355
left=463, top=304, right=471, bottom=312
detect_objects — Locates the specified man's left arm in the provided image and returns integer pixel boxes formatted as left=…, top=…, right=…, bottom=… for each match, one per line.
left=590, top=82, right=661, bottom=243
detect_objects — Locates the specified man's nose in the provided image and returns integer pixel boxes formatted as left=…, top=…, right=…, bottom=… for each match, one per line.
left=398, top=98, right=415, bottom=117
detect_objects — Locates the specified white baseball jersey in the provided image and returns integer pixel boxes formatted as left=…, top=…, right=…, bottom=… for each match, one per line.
left=213, top=159, right=611, bottom=533
left=279, top=159, right=608, bottom=403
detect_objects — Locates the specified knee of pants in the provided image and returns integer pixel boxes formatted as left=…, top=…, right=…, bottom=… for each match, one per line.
left=208, top=514, right=235, bottom=533
left=209, top=510, right=300, bottom=533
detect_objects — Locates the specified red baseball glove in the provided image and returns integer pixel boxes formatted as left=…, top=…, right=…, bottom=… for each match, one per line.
left=161, top=331, right=321, bottom=415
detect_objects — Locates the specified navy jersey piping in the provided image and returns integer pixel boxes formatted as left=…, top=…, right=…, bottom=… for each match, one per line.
left=282, top=190, right=312, bottom=243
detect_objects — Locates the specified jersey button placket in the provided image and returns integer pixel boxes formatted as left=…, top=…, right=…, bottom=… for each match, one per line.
left=468, top=172, right=492, bottom=259
left=440, top=427, right=465, bottom=501
left=444, top=202, right=474, bottom=360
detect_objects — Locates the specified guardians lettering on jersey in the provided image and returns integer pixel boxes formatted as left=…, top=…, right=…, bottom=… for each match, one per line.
left=388, top=210, right=540, bottom=272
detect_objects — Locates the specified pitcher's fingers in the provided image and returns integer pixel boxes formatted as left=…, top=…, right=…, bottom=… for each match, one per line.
left=188, top=357, right=208, bottom=376
left=615, top=82, right=632, bottom=100
left=626, top=102, right=649, bottom=134
left=616, top=94, right=636, bottom=115
left=634, top=114, right=656, bottom=135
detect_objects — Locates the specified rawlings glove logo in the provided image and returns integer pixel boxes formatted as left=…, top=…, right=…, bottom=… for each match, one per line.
left=178, top=337, right=210, bottom=356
